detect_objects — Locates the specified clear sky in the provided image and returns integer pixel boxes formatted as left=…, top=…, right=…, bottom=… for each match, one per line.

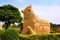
left=0, top=0, right=60, bottom=24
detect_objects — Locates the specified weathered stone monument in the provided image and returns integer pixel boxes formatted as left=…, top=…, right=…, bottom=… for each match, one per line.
left=0, top=24, right=2, bottom=30
left=21, top=5, right=50, bottom=35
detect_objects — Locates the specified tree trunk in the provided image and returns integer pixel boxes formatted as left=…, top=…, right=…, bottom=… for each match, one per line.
left=5, top=21, right=11, bottom=30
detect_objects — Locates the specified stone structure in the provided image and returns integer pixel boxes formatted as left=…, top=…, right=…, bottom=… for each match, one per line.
left=0, top=24, right=2, bottom=30
left=21, top=5, right=50, bottom=35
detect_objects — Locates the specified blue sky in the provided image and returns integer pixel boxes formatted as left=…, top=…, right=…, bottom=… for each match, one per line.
left=0, top=0, right=59, bottom=8
left=0, top=0, right=60, bottom=24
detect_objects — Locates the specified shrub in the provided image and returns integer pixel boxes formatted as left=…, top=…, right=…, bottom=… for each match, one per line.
left=0, top=30, right=3, bottom=37
left=1, top=28, right=19, bottom=40
left=55, top=33, right=60, bottom=40
left=0, top=30, right=4, bottom=40
left=19, top=34, right=60, bottom=40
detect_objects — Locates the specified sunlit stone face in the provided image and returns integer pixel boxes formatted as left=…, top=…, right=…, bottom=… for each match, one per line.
left=0, top=24, right=2, bottom=30
left=21, top=5, right=50, bottom=35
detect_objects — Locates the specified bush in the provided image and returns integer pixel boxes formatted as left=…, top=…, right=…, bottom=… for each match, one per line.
left=0, top=30, right=4, bottom=40
left=1, top=29, right=19, bottom=40
left=0, top=30, right=3, bottom=37
left=19, top=34, right=60, bottom=40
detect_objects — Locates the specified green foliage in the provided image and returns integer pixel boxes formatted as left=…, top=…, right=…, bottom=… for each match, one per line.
left=0, top=30, right=60, bottom=40
left=1, top=29, right=19, bottom=40
left=0, top=30, right=4, bottom=40
left=50, top=23, right=60, bottom=27
left=11, top=24, right=18, bottom=28
left=50, top=23, right=60, bottom=33
left=19, top=34, right=60, bottom=40
left=0, top=30, right=3, bottom=37
left=0, top=4, right=23, bottom=29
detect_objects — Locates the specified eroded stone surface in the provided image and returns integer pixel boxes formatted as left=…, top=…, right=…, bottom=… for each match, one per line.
left=0, top=24, right=2, bottom=30
left=21, top=5, right=50, bottom=35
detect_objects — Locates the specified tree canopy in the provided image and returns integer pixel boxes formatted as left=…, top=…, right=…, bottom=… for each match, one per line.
left=0, top=4, right=23, bottom=29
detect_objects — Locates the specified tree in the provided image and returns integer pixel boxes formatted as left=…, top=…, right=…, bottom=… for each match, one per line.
left=0, top=4, right=23, bottom=29
left=11, top=23, right=18, bottom=28
left=50, top=23, right=60, bottom=27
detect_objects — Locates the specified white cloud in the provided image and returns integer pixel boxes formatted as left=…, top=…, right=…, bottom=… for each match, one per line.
left=19, top=5, right=60, bottom=24
left=32, top=5, right=60, bottom=24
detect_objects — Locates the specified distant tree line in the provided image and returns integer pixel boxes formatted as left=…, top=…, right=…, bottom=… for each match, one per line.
left=50, top=23, right=60, bottom=27
left=50, top=23, right=60, bottom=33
